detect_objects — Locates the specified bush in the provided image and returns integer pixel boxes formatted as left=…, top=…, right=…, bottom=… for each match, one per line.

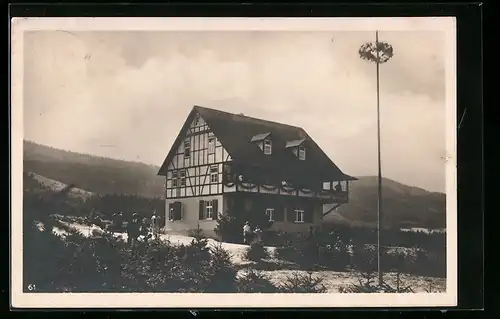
left=411, top=249, right=446, bottom=278
left=350, top=244, right=378, bottom=273
left=24, top=199, right=243, bottom=293
left=236, top=269, right=278, bottom=293
left=214, top=214, right=241, bottom=243
left=244, top=242, right=270, bottom=262
left=204, top=243, right=238, bottom=292
left=278, top=271, right=327, bottom=293
left=338, top=270, right=415, bottom=293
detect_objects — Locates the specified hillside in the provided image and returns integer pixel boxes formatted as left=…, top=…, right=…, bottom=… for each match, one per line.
left=23, top=141, right=446, bottom=229
left=23, top=140, right=165, bottom=198
left=323, top=176, right=446, bottom=229
left=27, top=172, right=94, bottom=200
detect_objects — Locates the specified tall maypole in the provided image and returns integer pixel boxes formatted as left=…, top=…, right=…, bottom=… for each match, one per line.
left=359, top=31, right=394, bottom=287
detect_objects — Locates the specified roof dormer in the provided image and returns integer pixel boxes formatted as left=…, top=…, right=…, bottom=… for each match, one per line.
left=286, top=138, right=307, bottom=160
left=251, top=132, right=272, bottom=155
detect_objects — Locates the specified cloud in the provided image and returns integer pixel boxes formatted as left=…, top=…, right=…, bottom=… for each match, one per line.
left=23, top=30, right=447, bottom=192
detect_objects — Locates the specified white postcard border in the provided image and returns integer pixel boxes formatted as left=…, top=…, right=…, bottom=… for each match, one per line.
left=10, top=17, right=457, bottom=308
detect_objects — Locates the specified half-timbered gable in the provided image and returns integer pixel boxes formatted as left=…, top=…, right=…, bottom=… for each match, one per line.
left=158, top=105, right=357, bottom=238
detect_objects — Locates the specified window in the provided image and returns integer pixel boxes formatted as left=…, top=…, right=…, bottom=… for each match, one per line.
left=263, top=139, right=272, bottom=155
left=194, top=114, right=200, bottom=126
left=205, top=201, right=213, bottom=219
left=184, top=139, right=191, bottom=159
left=298, top=145, right=306, bottom=160
left=199, top=199, right=218, bottom=220
left=171, top=170, right=178, bottom=187
left=266, top=208, right=275, bottom=222
left=208, top=137, right=216, bottom=154
left=295, top=209, right=305, bottom=223
left=210, top=165, right=219, bottom=183
left=179, top=169, right=186, bottom=187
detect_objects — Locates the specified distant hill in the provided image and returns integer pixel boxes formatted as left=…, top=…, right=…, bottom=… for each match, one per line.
left=323, top=176, right=446, bottom=229
left=23, top=140, right=165, bottom=198
left=27, top=172, right=94, bottom=200
left=23, top=140, right=446, bottom=229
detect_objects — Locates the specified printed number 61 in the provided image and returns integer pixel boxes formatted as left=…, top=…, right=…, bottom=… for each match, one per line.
left=27, top=284, right=36, bottom=291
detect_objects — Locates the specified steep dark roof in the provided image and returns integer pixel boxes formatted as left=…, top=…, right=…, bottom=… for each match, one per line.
left=158, top=105, right=357, bottom=181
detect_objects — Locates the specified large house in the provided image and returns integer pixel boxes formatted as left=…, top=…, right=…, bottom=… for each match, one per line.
left=157, top=105, right=357, bottom=238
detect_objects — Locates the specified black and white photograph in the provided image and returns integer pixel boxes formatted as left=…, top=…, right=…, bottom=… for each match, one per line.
left=11, top=17, right=457, bottom=308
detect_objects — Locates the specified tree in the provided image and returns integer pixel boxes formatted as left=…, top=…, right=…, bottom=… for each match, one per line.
left=358, top=31, right=394, bottom=287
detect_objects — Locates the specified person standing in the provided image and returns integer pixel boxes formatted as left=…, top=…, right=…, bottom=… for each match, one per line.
left=151, top=212, right=159, bottom=240
left=126, top=213, right=141, bottom=248
left=243, top=221, right=252, bottom=245
left=253, top=225, right=263, bottom=244
left=117, top=212, right=124, bottom=231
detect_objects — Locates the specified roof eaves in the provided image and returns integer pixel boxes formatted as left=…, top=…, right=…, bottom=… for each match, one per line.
left=285, top=138, right=307, bottom=148
left=250, top=132, right=271, bottom=142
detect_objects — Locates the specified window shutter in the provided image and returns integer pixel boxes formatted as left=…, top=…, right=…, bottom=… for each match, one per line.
left=304, top=209, right=314, bottom=223
left=199, top=200, right=205, bottom=220
left=212, top=199, right=219, bottom=219
left=174, top=202, right=182, bottom=221
left=168, top=203, right=174, bottom=220
left=287, top=207, right=295, bottom=222
left=274, top=204, right=285, bottom=222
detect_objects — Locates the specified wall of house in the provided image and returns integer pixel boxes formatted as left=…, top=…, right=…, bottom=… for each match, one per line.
left=164, top=195, right=224, bottom=238
left=224, top=192, right=323, bottom=234
left=164, top=113, right=232, bottom=199
left=269, top=203, right=323, bottom=233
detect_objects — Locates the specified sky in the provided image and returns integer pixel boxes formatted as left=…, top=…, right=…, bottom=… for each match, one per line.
left=23, top=30, right=447, bottom=193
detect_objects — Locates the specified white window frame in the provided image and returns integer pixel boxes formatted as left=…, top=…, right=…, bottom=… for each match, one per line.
left=266, top=208, right=275, bottom=222
left=295, top=209, right=305, bottom=223
left=298, top=145, right=306, bottom=160
left=205, top=200, right=213, bottom=220
left=208, top=136, right=216, bottom=154
left=194, top=114, right=200, bottom=126
left=171, top=170, right=178, bottom=187
left=184, top=139, right=191, bottom=159
left=210, top=165, right=219, bottom=183
left=263, top=139, right=272, bottom=155
left=179, top=169, right=186, bottom=187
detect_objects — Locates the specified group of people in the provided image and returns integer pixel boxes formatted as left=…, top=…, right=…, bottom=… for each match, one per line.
left=242, top=221, right=263, bottom=245
left=109, top=211, right=162, bottom=247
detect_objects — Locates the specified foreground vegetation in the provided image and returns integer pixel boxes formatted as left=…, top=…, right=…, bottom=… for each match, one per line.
left=23, top=172, right=445, bottom=293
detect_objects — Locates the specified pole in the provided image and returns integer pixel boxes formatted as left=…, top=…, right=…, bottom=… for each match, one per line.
left=375, top=30, right=384, bottom=287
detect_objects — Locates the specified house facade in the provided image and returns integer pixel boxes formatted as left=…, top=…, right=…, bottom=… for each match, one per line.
left=157, top=105, right=356, bottom=238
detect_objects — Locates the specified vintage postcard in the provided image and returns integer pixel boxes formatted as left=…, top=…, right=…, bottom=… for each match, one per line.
left=10, top=17, right=457, bottom=308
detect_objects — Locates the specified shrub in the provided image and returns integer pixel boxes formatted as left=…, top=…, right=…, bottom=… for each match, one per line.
left=244, top=242, right=270, bottom=262
left=350, top=244, right=378, bottom=273
left=338, top=270, right=415, bottom=293
left=278, top=271, right=327, bottom=293
left=214, top=214, right=241, bottom=243
left=411, top=249, right=446, bottom=278
left=236, top=269, right=278, bottom=293
left=204, top=243, right=238, bottom=292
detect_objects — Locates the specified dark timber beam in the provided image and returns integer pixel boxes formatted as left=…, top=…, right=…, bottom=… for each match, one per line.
left=322, top=203, right=343, bottom=217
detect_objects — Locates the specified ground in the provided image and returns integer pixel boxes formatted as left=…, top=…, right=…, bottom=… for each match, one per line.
left=54, top=222, right=446, bottom=293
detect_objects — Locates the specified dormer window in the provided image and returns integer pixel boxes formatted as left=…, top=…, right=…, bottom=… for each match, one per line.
left=250, top=132, right=272, bottom=155
left=298, top=145, right=306, bottom=160
left=286, top=138, right=307, bottom=160
left=263, top=139, right=272, bottom=155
